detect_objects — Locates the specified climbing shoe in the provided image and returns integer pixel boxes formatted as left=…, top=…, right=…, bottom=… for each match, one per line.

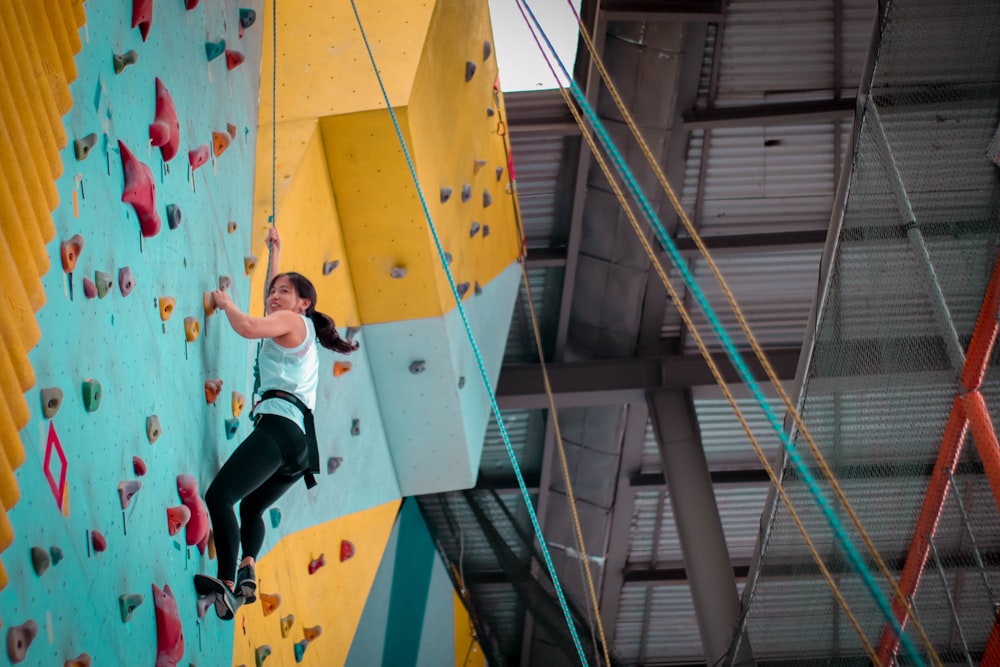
left=193, top=573, right=241, bottom=621
left=236, top=563, right=257, bottom=603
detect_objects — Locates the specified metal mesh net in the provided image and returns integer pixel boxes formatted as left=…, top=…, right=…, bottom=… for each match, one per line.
left=743, top=0, right=1000, bottom=662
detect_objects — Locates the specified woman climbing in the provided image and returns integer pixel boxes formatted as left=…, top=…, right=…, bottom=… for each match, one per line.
left=194, top=226, right=359, bottom=620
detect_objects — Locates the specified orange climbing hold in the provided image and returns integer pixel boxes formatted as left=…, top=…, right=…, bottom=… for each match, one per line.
left=212, top=131, right=231, bottom=157
left=153, top=583, right=184, bottom=667
left=232, top=391, right=245, bottom=418
left=333, top=362, right=352, bottom=377
left=259, top=592, right=281, bottom=616
left=244, top=256, right=257, bottom=276
left=166, top=505, right=191, bottom=536
left=204, top=379, right=223, bottom=404
left=203, top=292, right=217, bottom=317
left=302, top=625, right=322, bottom=642
left=159, top=297, right=176, bottom=321
left=63, top=652, right=92, bottom=667
left=184, top=317, right=201, bottom=342
left=61, top=234, right=84, bottom=272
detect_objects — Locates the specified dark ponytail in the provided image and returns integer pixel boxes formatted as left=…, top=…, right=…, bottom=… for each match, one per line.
left=271, top=271, right=359, bottom=354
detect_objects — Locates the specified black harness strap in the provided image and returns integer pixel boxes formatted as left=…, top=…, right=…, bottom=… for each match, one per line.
left=259, top=389, right=320, bottom=489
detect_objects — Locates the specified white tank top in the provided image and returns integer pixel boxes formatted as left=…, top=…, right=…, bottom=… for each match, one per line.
left=252, top=315, right=318, bottom=433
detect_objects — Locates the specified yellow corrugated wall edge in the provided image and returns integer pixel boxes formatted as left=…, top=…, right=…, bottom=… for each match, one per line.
left=0, top=0, right=88, bottom=592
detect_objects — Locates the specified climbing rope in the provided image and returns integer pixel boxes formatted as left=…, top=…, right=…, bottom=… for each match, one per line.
left=515, top=1, right=930, bottom=663
left=514, top=6, right=879, bottom=662
left=559, top=6, right=942, bottom=661
left=347, top=2, right=590, bottom=664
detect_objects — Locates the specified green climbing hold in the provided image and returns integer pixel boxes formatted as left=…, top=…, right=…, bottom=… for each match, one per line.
left=74, top=133, right=98, bottom=161
left=82, top=379, right=102, bottom=412
left=239, top=8, right=256, bottom=29
left=205, top=39, right=226, bottom=61
left=269, top=508, right=281, bottom=528
left=119, top=593, right=144, bottom=622
left=255, top=644, right=272, bottom=667
left=94, top=271, right=113, bottom=298
left=294, top=640, right=308, bottom=663
left=225, top=418, right=239, bottom=440
left=50, top=546, right=63, bottom=565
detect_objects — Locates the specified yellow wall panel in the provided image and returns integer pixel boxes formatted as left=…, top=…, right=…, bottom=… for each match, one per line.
left=234, top=499, right=401, bottom=667
left=258, top=0, right=435, bottom=125
left=250, top=122, right=361, bottom=327
left=454, top=590, right=486, bottom=667
left=253, top=118, right=321, bottom=230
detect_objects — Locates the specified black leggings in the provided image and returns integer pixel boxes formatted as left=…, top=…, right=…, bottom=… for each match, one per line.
left=205, top=414, right=307, bottom=582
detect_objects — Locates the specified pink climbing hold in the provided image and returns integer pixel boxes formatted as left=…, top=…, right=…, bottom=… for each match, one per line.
left=150, top=78, right=180, bottom=162
left=152, top=583, right=184, bottom=667
left=6, top=619, right=38, bottom=664
left=166, top=505, right=191, bottom=536
left=119, top=480, right=142, bottom=510
left=188, top=144, right=210, bottom=171
left=225, top=50, right=245, bottom=70
left=131, top=0, right=153, bottom=41
left=119, top=140, right=162, bottom=237
left=308, top=553, right=326, bottom=574
left=177, top=474, right=209, bottom=552
left=91, top=530, right=107, bottom=553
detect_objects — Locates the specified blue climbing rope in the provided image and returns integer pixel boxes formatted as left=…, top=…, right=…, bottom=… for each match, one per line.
left=515, top=0, right=923, bottom=663
left=347, top=2, right=590, bottom=664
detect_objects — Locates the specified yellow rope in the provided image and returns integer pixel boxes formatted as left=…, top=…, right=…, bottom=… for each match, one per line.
left=533, top=77, right=879, bottom=664
left=570, top=15, right=940, bottom=665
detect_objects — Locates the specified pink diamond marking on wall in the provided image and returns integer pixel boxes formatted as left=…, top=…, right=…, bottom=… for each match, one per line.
left=43, top=421, right=67, bottom=510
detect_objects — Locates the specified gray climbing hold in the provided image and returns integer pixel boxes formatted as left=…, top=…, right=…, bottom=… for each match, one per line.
left=457, top=282, right=471, bottom=298
left=473, top=159, right=487, bottom=174
left=440, top=186, right=453, bottom=203
left=322, top=260, right=339, bottom=275
left=444, top=252, right=453, bottom=265
left=495, top=166, right=504, bottom=181
left=219, top=275, right=233, bottom=291
left=470, top=222, right=481, bottom=238
left=40, top=387, right=63, bottom=419
left=461, top=184, right=472, bottom=203
left=483, top=41, right=492, bottom=61
left=166, top=204, right=182, bottom=230
left=146, top=414, right=161, bottom=444
left=486, top=108, right=495, bottom=117
left=74, top=133, right=98, bottom=161
left=346, top=326, right=361, bottom=341
left=474, top=281, right=483, bottom=296
left=458, top=376, right=466, bottom=389
left=31, top=546, right=51, bottom=576
left=327, top=456, right=343, bottom=474
left=483, top=190, right=493, bottom=208
left=391, top=266, right=407, bottom=279
left=409, top=360, right=426, bottom=374
left=465, top=60, right=476, bottom=82
left=351, top=419, right=360, bottom=436
left=118, top=266, right=135, bottom=297
left=482, top=224, right=491, bottom=237
left=113, top=50, right=139, bottom=75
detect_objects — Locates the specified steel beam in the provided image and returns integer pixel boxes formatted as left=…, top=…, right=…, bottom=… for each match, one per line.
left=682, top=98, right=857, bottom=130
left=601, top=0, right=724, bottom=22
left=496, top=347, right=801, bottom=409
left=649, top=389, right=753, bottom=664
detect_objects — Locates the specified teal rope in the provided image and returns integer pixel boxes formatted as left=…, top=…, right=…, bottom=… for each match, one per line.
left=517, top=0, right=923, bottom=663
left=347, top=3, right=590, bottom=665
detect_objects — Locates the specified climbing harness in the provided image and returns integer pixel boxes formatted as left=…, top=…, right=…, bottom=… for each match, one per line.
left=258, top=389, right=320, bottom=489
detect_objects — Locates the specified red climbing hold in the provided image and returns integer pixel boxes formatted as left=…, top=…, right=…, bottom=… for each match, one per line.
left=308, top=553, right=326, bottom=574
left=133, top=456, right=147, bottom=476
left=227, top=123, right=237, bottom=138
left=152, top=583, right=185, bottom=667
left=225, top=50, right=245, bottom=70
left=339, top=540, right=355, bottom=562
left=177, top=475, right=209, bottom=552
left=204, top=379, right=223, bottom=404
left=166, top=505, right=191, bottom=536
left=150, top=78, right=180, bottom=162
left=212, top=131, right=231, bottom=157
left=91, top=530, right=107, bottom=553
left=64, top=652, right=92, bottom=667
left=119, top=140, right=161, bottom=237
left=188, top=144, right=210, bottom=171
left=185, top=0, right=199, bottom=9
left=131, top=0, right=153, bottom=42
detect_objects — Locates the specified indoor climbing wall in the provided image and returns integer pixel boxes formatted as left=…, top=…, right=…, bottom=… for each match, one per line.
left=2, top=0, right=523, bottom=663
